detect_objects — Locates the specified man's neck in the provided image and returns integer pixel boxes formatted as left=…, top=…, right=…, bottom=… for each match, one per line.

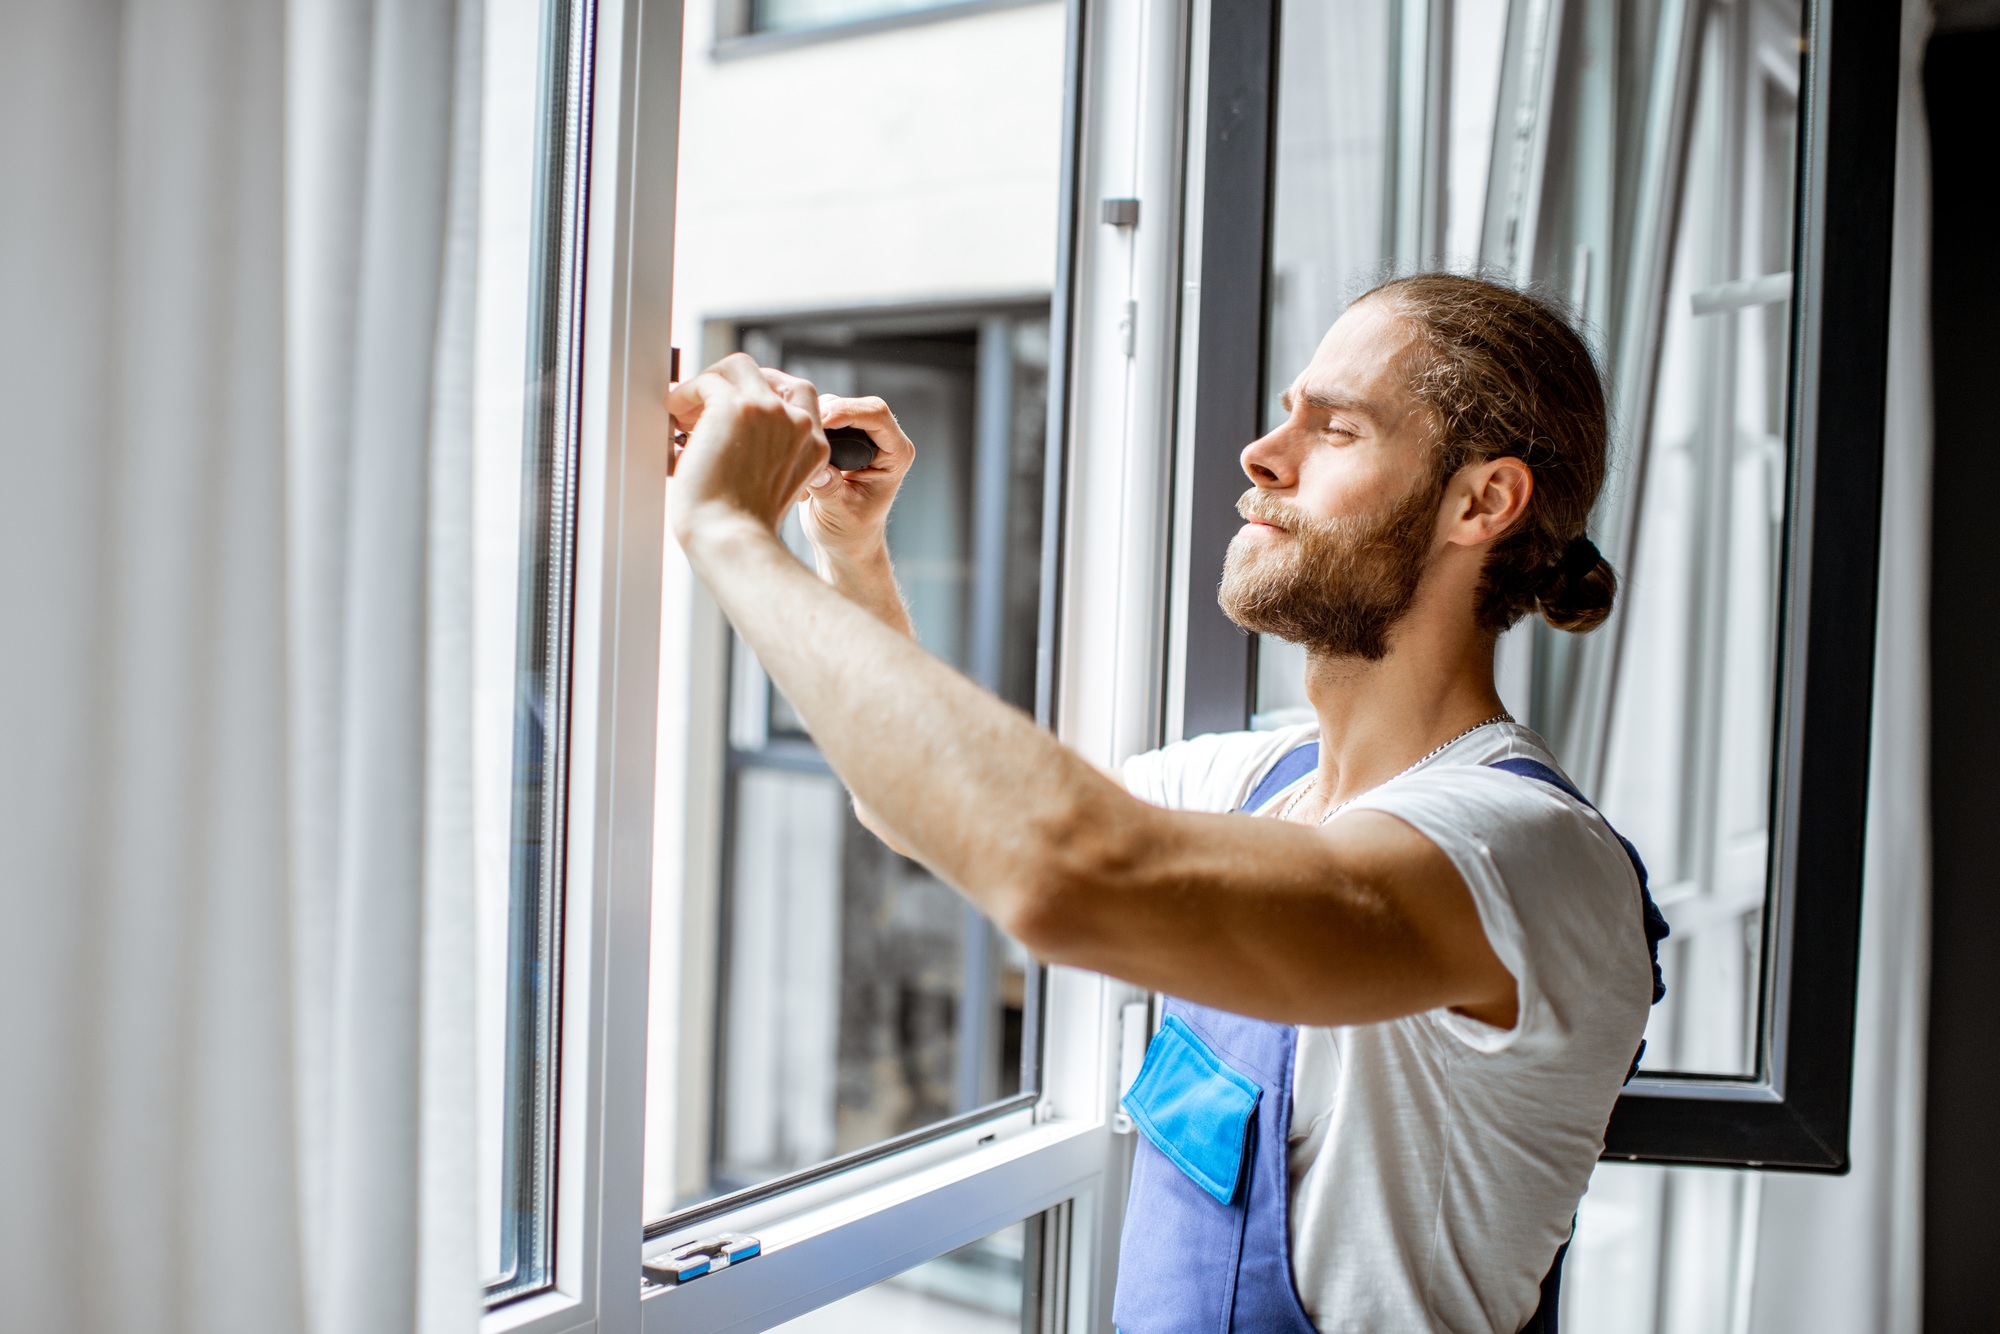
left=1298, top=622, right=1507, bottom=816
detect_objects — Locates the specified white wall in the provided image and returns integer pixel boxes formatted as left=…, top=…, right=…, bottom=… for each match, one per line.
left=671, top=2, right=1067, bottom=325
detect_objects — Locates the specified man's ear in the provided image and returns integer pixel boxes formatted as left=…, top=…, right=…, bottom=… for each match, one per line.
left=1446, top=456, right=1533, bottom=546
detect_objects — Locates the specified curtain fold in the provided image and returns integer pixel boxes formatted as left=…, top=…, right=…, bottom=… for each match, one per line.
left=1, top=0, right=486, bottom=1329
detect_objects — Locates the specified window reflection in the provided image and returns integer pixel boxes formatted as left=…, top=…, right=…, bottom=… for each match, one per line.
left=1598, top=0, right=1801, bottom=1078
left=647, top=0, right=1066, bottom=1226
left=712, top=312, right=1048, bottom=1194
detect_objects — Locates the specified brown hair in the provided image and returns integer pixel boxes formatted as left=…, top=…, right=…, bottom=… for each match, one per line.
left=1361, top=272, right=1618, bottom=634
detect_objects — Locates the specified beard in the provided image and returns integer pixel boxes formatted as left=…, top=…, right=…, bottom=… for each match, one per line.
left=1217, top=474, right=1442, bottom=661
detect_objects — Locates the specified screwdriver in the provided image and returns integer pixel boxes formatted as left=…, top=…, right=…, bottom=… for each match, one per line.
left=825, top=426, right=880, bottom=472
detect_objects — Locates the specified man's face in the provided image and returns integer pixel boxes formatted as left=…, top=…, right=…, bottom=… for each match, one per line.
left=1218, top=299, right=1444, bottom=661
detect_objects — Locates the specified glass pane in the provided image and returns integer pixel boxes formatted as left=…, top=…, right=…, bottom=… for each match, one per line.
left=772, top=1217, right=1033, bottom=1332
left=1596, top=0, right=1801, bottom=1077
left=648, top=0, right=1069, bottom=1224
left=1254, top=0, right=1804, bottom=1079
left=473, top=0, right=592, bottom=1302
left=713, top=315, right=1046, bottom=1193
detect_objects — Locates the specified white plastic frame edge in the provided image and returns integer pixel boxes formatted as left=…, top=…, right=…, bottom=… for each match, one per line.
left=482, top=0, right=684, bottom=1331
left=499, top=0, right=1198, bottom=1323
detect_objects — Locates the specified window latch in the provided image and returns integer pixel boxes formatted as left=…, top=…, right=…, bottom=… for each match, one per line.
left=643, top=1232, right=761, bottom=1285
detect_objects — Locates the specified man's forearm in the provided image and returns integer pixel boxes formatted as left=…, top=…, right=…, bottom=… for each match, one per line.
left=685, top=517, right=1516, bottom=1028
left=688, top=515, right=1111, bottom=927
left=816, top=543, right=915, bottom=638
left=811, top=541, right=920, bottom=850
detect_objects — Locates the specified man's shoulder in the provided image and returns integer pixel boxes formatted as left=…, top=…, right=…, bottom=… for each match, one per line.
left=1121, top=724, right=1318, bottom=813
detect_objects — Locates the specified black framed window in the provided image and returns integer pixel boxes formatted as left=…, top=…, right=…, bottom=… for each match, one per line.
left=1176, top=0, right=1899, bottom=1170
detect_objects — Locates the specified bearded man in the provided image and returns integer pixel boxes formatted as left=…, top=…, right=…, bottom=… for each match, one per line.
left=665, top=273, right=1667, bottom=1334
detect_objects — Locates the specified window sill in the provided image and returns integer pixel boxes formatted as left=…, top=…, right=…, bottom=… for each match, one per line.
left=641, top=1117, right=1108, bottom=1331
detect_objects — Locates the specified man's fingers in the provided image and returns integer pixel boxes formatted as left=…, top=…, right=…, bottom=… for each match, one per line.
left=763, top=368, right=830, bottom=440
left=669, top=353, right=782, bottom=419
left=818, top=394, right=913, bottom=468
left=818, top=394, right=892, bottom=427
left=711, top=351, right=778, bottom=394
left=669, top=353, right=812, bottom=441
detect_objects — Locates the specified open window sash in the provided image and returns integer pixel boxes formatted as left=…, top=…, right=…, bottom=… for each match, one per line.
left=498, top=0, right=1210, bottom=1329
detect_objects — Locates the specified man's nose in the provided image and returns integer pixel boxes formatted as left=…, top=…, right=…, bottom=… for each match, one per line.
left=1239, top=425, right=1299, bottom=489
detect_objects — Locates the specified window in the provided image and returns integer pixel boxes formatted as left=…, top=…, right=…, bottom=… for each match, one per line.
left=634, top=0, right=1136, bottom=1328
left=472, top=0, right=594, bottom=1305
left=708, top=308, right=1050, bottom=1197
left=1174, top=0, right=1902, bottom=1169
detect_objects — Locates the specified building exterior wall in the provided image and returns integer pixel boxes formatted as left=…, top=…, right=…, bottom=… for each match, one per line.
left=670, top=0, right=1066, bottom=329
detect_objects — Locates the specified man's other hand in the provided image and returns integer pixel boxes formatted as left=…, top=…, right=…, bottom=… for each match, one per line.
left=665, top=353, right=827, bottom=548
left=799, top=389, right=915, bottom=569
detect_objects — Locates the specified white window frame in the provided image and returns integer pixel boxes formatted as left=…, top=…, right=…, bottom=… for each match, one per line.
left=481, top=0, right=1207, bottom=1330
left=481, top=0, right=686, bottom=1328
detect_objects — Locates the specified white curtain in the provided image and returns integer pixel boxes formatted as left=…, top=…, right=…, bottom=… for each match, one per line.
left=0, top=1, right=484, bottom=1331
left=1743, top=0, right=1933, bottom=1327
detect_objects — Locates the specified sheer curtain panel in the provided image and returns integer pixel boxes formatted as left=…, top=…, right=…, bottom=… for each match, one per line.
left=0, top=2, right=487, bottom=1332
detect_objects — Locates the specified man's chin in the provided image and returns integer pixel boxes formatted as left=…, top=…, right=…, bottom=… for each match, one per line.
left=1224, top=530, right=1291, bottom=577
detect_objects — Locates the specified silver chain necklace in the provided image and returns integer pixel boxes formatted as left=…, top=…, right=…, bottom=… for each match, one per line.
left=1276, top=713, right=1515, bottom=826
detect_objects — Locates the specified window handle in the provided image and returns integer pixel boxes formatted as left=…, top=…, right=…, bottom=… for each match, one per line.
left=644, top=1232, right=761, bottom=1285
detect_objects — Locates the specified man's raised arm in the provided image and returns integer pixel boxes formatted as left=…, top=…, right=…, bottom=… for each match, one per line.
left=665, top=355, right=1517, bottom=1030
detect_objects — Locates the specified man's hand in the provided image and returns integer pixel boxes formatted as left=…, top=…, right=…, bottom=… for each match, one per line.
left=795, top=389, right=916, bottom=568
left=738, top=371, right=918, bottom=639
left=665, top=353, right=827, bottom=549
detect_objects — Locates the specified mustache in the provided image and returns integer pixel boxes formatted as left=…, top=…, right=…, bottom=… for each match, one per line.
left=1237, top=489, right=1307, bottom=531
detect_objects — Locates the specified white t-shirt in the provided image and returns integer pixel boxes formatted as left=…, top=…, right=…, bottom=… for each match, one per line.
left=1122, top=721, right=1652, bottom=1334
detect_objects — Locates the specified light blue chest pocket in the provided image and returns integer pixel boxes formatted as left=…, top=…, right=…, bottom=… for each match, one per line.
left=1119, top=1014, right=1263, bottom=1205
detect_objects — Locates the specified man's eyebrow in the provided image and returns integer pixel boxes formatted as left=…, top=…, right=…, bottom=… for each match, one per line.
left=1294, top=388, right=1384, bottom=422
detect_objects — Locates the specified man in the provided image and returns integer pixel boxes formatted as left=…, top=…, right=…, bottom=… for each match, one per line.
left=666, top=273, right=1664, bottom=1334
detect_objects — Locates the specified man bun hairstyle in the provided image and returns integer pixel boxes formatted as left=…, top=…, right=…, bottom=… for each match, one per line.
left=1362, top=272, right=1619, bottom=634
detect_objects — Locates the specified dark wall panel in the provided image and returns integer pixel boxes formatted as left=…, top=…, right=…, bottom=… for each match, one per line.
left=1924, top=25, right=2000, bottom=1333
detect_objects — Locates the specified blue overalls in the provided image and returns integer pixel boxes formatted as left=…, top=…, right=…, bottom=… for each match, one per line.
left=1111, top=742, right=1669, bottom=1334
